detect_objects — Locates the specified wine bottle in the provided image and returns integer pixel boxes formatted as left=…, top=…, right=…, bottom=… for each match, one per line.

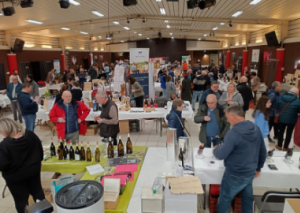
left=145, top=99, right=148, bottom=108
left=80, top=141, right=86, bottom=161
left=75, top=140, right=80, bottom=161
left=95, top=141, right=100, bottom=162
left=179, top=146, right=184, bottom=167
left=63, top=139, right=67, bottom=157
left=150, top=98, right=154, bottom=108
left=69, top=145, right=75, bottom=161
left=58, top=138, right=64, bottom=160
left=107, top=137, right=114, bottom=158
left=126, top=133, right=133, bottom=154
left=56, top=138, right=60, bottom=158
left=64, top=141, right=69, bottom=160
left=86, top=141, right=92, bottom=162
left=118, top=135, right=124, bottom=157
left=50, top=137, right=56, bottom=157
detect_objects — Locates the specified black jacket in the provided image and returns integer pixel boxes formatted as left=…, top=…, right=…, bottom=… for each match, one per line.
left=219, top=64, right=225, bottom=74
left=88, top=67, right=98, bottom=80
left=237, top=82, right=253, bottom=111
left=71, top=88, right=83, bottom=102
left=193, top=75, right=208, bottom=91
left=0, top=130, right=43, bottom=184
left=192, top=67, right=200, bottom=75
left=99, top=99, right=120, bottom=137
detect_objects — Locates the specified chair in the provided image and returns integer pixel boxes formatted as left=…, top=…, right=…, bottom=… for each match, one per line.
left=253, top=190, right=300, bottom=213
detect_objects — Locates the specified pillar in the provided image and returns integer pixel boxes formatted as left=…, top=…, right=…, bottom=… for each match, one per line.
left=61, top=54, right=65, bottom=74
left=89, top=52, right=93, bottom=66
left=226, top=51, right=230, bottom=69
left=242, top=50, right=248, bottom=75
left=275, top=48, right=285, bottom=82
left=7, top=54, right=18, bottom=75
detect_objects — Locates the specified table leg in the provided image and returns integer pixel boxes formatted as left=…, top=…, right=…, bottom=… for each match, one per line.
left=203, top=184, right=206, bottom=210
left=160, top=118, right=162, bottom=137
left=2, top=185, right=6, bottom=198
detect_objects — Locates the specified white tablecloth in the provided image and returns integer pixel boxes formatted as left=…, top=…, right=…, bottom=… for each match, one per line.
left=127, top=147, right=193, bottom=213
left=193, top=148, right=300, bottom=189
left=218, top=80, right=267, bottom=92
left=0, top=94, right=11, bottom=107
left=39, top=87, right=47, bottom=96
left=46, top=83, right=64, bottom=90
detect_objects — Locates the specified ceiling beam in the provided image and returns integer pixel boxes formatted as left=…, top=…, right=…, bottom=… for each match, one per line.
left=5, top=14, right=282, bottom=34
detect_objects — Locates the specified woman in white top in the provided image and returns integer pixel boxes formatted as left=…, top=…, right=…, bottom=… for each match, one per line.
left=218, top=83, right=244, bottom=110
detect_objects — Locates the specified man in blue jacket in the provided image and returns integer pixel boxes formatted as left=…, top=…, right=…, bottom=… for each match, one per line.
left=199, top=81, right=222, bottom=105
left=168, top=66, right=175, bottom=82
left=18, top=82, right=39, bottom=131
left=276, top=87, right=300, bottom=151
left=213, top=105, right=266, bottom=213
left=160, top=69, right=168, bottom=98
left=7, top=76, right=23, bottom=123
left=166, top=99, right=186, bottom=140
left=267, top=81, right=281, bottom=143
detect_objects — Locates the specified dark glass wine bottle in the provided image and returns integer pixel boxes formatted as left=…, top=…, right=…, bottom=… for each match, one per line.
left=118, top=135, right=124, bottom=157
left=95, top=141, right=100, bottom=162
left=80, top=141, right=86, bottom=161
left=86, top=141, right=92, bottom=162
left=107, top=137, right=114, bottom=158
left=64, top=141, right=69, bottom=160
left=58, top=138, right=64, bottom=160
left=126, top=133, right=133, bottom=154
left=50, top=137, right=56, bottom=157
left=69, top=145, right=75, bottom=161
left=75, top=140, right=80, bottom=161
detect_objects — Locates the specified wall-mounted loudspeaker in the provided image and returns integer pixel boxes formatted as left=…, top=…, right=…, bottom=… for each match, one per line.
left=14, top=39, right=25, bottom=53
left=123, top=0, right=137, bottom=6
left=265, top=31, right=280, bottom=47
left=2, top=7, right=15, bottom=16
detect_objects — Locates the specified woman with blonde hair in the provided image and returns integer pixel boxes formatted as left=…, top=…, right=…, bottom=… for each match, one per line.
left=218, top=83, right=244, bottom=109
left=0, top=118, right=44, bottom=213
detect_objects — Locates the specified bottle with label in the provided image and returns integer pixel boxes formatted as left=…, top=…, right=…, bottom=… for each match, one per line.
left=118, top=135, right=124, bottom=157
left=50, top=137, right=56, bottom=157
left=58, top=138, right=64, bottom=160
left=75, top=140, right=81, bottom=161
left=126, top=133, right=133, bottom=154
left=63, top=139, right=67, bottom=157
left=80, top=141, right=86, bottom=161
left=178, top=146, right=183, bottom=161
left=150, top=98, right=154, bottom=108
left=69, top=145, right=75, bottom=161
left=107, top=137, right=114, bottom=158
left=57, top=138, right=61, bottom=159
left=144, top=99, right=148, bottom=108
left=95, top=141, right=100, bottom=162
left=64, top=141, right=69, bottom=160
left=86, top=141, right=92, bottom=162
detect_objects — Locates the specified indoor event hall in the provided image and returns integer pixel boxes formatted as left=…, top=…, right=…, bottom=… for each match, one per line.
left=1, top=0, right=300, bottom=212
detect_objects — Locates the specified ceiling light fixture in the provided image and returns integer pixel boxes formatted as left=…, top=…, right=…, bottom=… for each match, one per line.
left=147, top=38, right=149, bottom=39
left=204, top=34, right=207, bottom=36
left=26, top=19, right=43, bottom=25
left=124, top=26, right=130, bottom=30
left=232, top=11, right=243, bottom=17
left=98, top=36, right=102, bottom=38
left=113, top=21, right=119, bottom=25
left=212, top=27, right=218, bottom=30
left=80, top=47, right=85, bottom=50
left=160, top=8, right=166, bottom=15
left=198, top=0, right=216, bottom=10
left=121, top=40, right=124, bottom=42
left=220, top=23, right=225, bottom=25
left=138, top=34, right=142, bottom=36
left=92, top=11, right=104, bottom=17
left=80, top=31, right=88, bottom=34
left=167, top=25, right=170, bottom=28
left=170, top=33, right=173, bottom=35
left=250, top=0, right=262, bottom=5
left=61, top=27, right=70, bottom=30
left=42, top=45, right=52, bottom=49
left=101, top=48, right=104, bottom=51
left=106, top=37, right=111, bottom=40
left=165, top=20, right=169, bottom=23
left=69, top=0, right=80, bottom=6
left=0, top=13, right=2, bottom=16
left=171, top=37, right=174, bottom=39
left=94, top=48, right=98, bottom=51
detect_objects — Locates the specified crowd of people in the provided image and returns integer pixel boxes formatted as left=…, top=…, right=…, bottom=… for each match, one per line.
left=1, top=58, right=299, bottom=212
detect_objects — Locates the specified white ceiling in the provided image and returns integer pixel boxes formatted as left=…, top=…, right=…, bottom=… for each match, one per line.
left=0, top=0, right=299, bottom=43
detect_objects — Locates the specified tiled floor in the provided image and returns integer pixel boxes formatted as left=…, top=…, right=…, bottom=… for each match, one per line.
left=0, top=106, right=297, bottom=213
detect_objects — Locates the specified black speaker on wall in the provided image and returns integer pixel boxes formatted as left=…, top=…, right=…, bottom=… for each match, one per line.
left=14, top=39, right=25, bottom=52
left=2, top=7, right=15, bottom=16
left=265, top=31, right=280, bottom=47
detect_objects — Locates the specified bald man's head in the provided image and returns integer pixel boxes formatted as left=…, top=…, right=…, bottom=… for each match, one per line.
left=62, top=91, right=72, bottom=105
left=206, top=94, right=217, bottom=110
left=12, top=75, right=18, bottom=84
left=290, top=87, right=299, bottom=96
left=240, top=76, right=248, bottom=83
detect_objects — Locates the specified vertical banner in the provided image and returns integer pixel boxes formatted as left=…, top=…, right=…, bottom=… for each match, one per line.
left=275, top=49, right=285, bottom=82
left=89, top=52, right=93, bottom=66
left=226, top=51, right=231, bottom=69
left=242, top=50, right=248, bottom=75
left=148, top=62, right=154, bottom=99
left=251, top=49, right=260, bottom=74
left=61, top=54, right=65, bottom=74
left=130, top=48, right=150, bottom=98
left=53, top=60, right=61, bottom=74
left=7, top=54, right=18, bottom=75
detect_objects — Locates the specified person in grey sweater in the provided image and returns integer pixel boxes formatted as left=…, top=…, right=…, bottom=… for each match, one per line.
left=26, top=74, right=39, bottom=98
left=218, top=83, right=244, bottom=110
left=166, top=75, right=176, bottom=100
left=127, top=76, right=144, bottom=108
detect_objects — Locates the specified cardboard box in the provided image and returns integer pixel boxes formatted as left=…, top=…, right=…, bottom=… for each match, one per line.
left=84, top=82, right=92, bottom=91
left=143, top=107, right=155, bottom=111
left=284, top=199, right=300, bottom=213
left=40, top=121, right=55, bottom=131
left=121, top=96, right=130, bottom=103
left=28, top=179, right=57, bottom=205
left=119, top=120, right=130, bottom=134
left=87, top=101, right=94, bottom=108
left=142, top=186, right=163, bottom=213
left=85, top=124, right=98, bottom=136
left=104, top=178, right=120, bottom=209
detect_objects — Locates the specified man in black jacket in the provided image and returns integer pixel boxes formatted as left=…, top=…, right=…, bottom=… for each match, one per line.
left=192, top=71, right=209, bottom=110
left=192, top=64, right=200, bottom=75
left=219, top=61, right=225, bottom=75
left=88, top=63, right=98, bottom=80
left=237, top=76, right=253, bottom=112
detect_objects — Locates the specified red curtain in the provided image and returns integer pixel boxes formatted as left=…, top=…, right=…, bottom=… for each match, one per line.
left=226, top=51, right=230, bottom=69
left=275, top=49, right=285, bottom=82
left=242, top=50, right=248, bottom=76
left=61, top=54, right=65, bottom=74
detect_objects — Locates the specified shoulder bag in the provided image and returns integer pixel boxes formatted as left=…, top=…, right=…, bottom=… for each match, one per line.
left=274, top=102, right=290, bottom=123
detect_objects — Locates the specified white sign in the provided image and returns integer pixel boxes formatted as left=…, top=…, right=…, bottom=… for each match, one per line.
left=129, top=48, right=150, bottom=74
left=53, top=60, right=60, bottom=74
left=114, top=65, right=125, bottom=92
left=86, top=164, right=104, bottom=175
left=252, top=49, right=260, bottom=63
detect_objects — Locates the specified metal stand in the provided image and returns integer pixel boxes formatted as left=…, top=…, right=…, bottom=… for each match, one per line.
left=2, top=185, right=7, bottom=198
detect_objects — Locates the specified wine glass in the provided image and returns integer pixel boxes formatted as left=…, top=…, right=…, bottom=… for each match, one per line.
left=196, top=145, right=205, bottom=159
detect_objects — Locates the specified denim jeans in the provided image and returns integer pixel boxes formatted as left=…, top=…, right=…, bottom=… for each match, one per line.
left=23, top=114, right=36, bottom=131
left=162, top=89, right=166, bottom=98
left=218, top=170, right=255, bottom=213
left=192, top=90, right=203, bottom=110
left=204, top=136, right=221, bottom=148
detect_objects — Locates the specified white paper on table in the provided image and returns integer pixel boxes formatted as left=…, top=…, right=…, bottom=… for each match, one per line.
left=86, top=164, right=105, bottom=175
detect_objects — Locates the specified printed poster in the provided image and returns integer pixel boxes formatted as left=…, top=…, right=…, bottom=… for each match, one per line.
left=251, top=49, right=260, bottom=74
left=53, top=60, right=60, bottom=74
left=130, top=48, right=150, bottom=74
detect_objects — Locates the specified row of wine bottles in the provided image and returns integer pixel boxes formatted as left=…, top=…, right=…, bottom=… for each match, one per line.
left=49, top=133, right=133, bottom=161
